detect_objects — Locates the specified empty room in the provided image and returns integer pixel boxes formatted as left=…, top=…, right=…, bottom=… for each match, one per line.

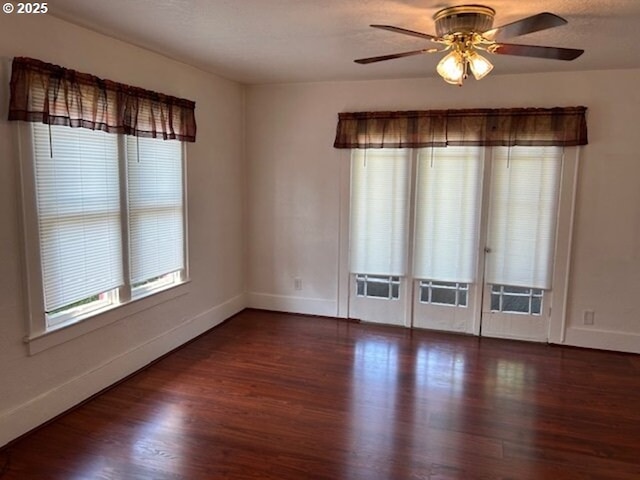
left=1, top=1, right=639, bottom=479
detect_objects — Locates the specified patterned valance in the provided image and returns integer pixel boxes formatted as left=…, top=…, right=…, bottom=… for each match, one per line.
left=8, top=57, right=197, bottom=142
left=334, top=107, right=587, bottom=149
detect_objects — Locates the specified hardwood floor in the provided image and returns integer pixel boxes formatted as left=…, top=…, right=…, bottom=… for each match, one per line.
left=2, top=309, right=640, bottom=479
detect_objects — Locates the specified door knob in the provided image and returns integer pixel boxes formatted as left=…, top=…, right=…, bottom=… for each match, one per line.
left=484, top=247, right=492, bottom=253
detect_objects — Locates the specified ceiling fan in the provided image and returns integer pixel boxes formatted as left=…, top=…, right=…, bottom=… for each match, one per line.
left=355, top=5, right=584, bottom=86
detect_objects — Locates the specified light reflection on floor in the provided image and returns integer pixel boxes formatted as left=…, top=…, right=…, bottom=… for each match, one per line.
left=490, top=358, right=535, bottom=400
left=70, top=402, right=186, bottom=480
left=485, top=357, right=538, bottom=453
left=131, top=402, right=185, bottom=473
left=347, top=337, right=469, bottom=479
left=415, top=346, right=466, bottom=398
left=348, top=337, right=400, bottom=479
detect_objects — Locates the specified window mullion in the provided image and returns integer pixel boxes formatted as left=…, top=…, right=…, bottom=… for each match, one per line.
left=402, top=149, right=419, bottom=325
left=118, top=134, right=132, bottom=303
left=180, top=142, right=189, bottom=282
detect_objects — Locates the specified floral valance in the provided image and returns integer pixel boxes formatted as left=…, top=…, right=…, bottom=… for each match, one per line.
left=333, top=107, right=587, bottom=149
left=8, top=57, right=197, bottom=142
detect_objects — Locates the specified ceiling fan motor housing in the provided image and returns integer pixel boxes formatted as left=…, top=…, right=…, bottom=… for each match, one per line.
left=433, top=5, right=495, bottom=37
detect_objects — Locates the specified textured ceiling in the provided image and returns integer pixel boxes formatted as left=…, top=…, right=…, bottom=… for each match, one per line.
left=50, top=0, right=640, bottom=84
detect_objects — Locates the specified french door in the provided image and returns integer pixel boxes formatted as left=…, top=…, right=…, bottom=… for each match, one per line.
left=347, top=145, right=572, bottom=342
left=478, top=146, right=562, bottom=341
left=411, top=146, right=483, bottom=333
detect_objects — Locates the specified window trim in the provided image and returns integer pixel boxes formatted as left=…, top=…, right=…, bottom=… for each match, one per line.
left=17, top=123, right=190, bottom=354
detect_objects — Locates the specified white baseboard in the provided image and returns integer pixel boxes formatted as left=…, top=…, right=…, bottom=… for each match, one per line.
left=562, top=326, right=640, bottom=354
left=247, top=292, right=337, bottom=317
left=0, top=293, right=246, bottom=448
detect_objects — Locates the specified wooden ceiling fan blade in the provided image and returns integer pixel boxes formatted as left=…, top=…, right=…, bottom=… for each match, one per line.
left=490, top=43, right=584, bottom=61
left=354, top=49, right=434, bottom=64
left=370, top=24, right=438, bottom=41
left=483, top=13, right=567, bottom=41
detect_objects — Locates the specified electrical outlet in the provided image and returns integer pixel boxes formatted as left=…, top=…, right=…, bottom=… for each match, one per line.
left=294, top=277, right=303, bottom=291
left=583, top=310, right=595, bottom=326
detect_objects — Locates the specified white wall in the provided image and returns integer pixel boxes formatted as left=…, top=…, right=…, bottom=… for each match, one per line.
left=0, top=14, right=246, bottom=446
left=246, top=69, right=640, bottom=354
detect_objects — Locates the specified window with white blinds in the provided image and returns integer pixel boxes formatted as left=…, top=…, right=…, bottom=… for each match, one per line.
left=32, top=123, right=123, bottom=313
left=485, top=147, right=562, bottom=289
left=127, top=137, right=184, bottom=285
left=28, top=124, right=186, bottom=327
left=349, top=149, right=410, bottom=276
left=413, top=147, right=482, bottom=283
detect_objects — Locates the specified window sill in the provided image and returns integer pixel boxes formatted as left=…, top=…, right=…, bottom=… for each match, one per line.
left=25, top=280, right=191, bottom=355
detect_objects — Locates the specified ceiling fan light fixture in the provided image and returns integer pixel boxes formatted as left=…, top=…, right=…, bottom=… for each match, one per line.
left=436, top=51, right=465, bottom=85
left=467, top=51, right=493, bottom=80
left=356, top=6, right=583, bottom=87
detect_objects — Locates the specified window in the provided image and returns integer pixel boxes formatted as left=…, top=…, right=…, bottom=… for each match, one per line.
left=419, top=281, right=468, bottom=307
left=32, top=124, right=123, bottom=326
left=356, top=275, right=400, bottom=299
left=491, top=285, right=543, bottom=315
left=25, top=123, right=187, bottom=331
left=126, top=136, right=185, bottom=288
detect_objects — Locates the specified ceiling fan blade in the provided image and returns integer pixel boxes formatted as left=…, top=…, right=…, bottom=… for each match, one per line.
left=483, top=13, right=567, bottom=41
left=354, top=48, right=435, bottom=64
left=490, top=43, right=584, bottom=61
left=370, top=24, right=438, bottom=41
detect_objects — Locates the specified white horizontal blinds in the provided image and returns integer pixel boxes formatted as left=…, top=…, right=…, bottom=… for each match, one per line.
left=349, top=149, right=410, bottom=276
left=127, top=137, right=184, bottom=284
left=32, top=123, right=122, bottom=312
left=485, top=146, right=562, bottom=289
left=413, top=147, right=482, bottom=283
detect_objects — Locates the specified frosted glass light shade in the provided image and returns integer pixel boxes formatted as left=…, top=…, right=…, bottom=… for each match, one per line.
left=437, top=51, right=465, bottom=85
left=468, top=51, right=493, bottom=80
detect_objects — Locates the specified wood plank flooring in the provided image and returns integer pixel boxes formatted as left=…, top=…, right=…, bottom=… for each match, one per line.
left=1, top=309, right=640, bottom=479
